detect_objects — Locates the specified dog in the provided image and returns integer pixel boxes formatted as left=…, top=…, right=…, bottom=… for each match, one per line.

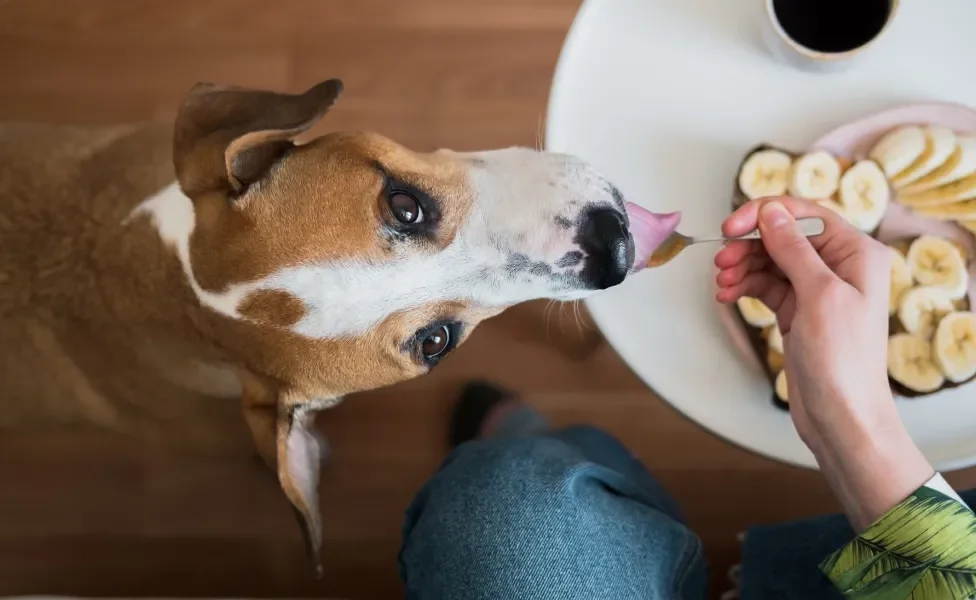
left=0, top=78, right=679, bottom=571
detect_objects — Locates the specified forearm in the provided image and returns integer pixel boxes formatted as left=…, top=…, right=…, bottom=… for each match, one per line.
left=809, top=406, right=934, bottom=531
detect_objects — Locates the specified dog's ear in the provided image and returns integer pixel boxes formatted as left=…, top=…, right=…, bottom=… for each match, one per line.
left=277, top=403, right=327, bottom=576
left=241, top=376, right=334, bottom=576
left=173, top=79, right=343, bottom=197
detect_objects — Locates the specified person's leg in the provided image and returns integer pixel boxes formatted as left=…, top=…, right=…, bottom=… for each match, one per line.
left=399, top=382, right=707, bottom=600
left=737, top=489, right=976, bottom=600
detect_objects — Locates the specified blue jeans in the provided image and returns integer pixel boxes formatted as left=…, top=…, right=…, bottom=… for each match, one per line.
left=398, top=424, right=976, bottom=600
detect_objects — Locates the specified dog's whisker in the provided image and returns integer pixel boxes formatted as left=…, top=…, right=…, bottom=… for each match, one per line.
left=536, top=114, right=546, bottom=152
left=558, top=301, right=573, bottom=335
left=573, top=299, right=586, bottom=336
left=543, top=299, right=557, bottom=341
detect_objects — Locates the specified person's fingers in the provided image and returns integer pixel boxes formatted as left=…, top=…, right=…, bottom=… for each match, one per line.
left=864, top=237, right=895, bottom=298
left=723, top=196, right=849, bottom=253
left=714, top=240, right=762, bottom=269
left=716, top=270, right=792, bottom=314
left=756, top=201, right=836, bottom=296
left=716, top=254, right=772, bottom=288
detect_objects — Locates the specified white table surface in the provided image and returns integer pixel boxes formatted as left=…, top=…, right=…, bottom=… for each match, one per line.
left=546, top=0, right=976, bottom=469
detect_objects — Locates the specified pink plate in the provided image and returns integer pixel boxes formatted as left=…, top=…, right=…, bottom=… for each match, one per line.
left=720, top=102, right=976, bottom=399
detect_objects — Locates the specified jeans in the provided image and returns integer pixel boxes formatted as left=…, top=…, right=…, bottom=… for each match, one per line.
left=398, top=424, right=976, bottom=600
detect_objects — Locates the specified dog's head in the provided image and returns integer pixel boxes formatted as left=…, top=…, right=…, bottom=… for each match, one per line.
left=164, top=79, right=679, bottom=567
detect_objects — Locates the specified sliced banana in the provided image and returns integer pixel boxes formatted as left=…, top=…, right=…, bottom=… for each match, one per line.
left=905, top=235, right=969, bottom=299
left=891, top=126, right=957, bottom=189
left=789, top=151, right=841, bottom=200
left=932, top=311, right=976, bottom=383
left=737, top=296, right=777, bottom=328
left=765, top=323, right=784, bottom=354
left=959, top=220, right=976, bottom=235
left=898, top=286, right=956, bottom=340
left=838, top=160, right=890, bottom=232
left=889, top=246, right=914, bottom=315
left=901, top=135, right=976, bottom=194
left=766, top=346, right=785, bottom=374
left=887, top=333, right=946, bottom=393
left=912, top=199, right=976, bottom=221
left=774, top=370, right=789, bottom=403
left=738, top=150, right=792, bottom=201
left=899, top=172, right=976, bottom=208
left=869, top=126, right=927, bottom=178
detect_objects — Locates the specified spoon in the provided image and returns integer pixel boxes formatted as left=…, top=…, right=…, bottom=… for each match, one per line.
left=647, top=216, right=826, bottom=268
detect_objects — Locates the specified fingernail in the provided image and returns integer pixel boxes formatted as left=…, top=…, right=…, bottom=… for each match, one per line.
left=760, top=201, right=792, bottom=228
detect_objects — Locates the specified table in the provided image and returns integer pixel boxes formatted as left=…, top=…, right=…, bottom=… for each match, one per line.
left=545, top=0, right=976, bottom=469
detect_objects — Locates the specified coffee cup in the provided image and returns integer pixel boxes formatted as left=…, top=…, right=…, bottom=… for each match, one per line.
left=761, top=0, right=900, bottom=72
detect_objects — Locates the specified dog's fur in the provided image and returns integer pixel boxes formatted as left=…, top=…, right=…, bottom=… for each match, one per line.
left=0, top=79, right=635, bottom=570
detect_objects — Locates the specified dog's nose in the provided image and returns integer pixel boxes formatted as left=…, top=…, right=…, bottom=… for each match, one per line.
left=579, top=208, right=634, bottom=290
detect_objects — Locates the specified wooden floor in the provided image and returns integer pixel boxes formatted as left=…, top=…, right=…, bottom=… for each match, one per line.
left=1, top=2, right=973, bottom=599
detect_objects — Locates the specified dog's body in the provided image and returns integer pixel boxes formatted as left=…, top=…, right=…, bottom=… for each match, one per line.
left=0, top=80, right=679, bottom=569
left=0, top=122, right=241, bottom=432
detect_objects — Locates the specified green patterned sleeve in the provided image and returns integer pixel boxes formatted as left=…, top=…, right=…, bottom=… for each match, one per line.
left=820, top=475, right=976, bottom=600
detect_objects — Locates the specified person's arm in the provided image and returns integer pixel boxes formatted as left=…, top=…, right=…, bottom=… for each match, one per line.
left=715, top=198, right=976, bottom=599
left=813, top=416, right=976, bottom=599
left=820, top=474, right=976, bottom=599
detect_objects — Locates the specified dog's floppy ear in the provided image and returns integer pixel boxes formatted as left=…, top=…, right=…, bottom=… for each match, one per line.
left=241, top=375, right=338, bottom=576
left=277, top=403, right=327, bottom=576
left=173, top=78, right=343, bottom=196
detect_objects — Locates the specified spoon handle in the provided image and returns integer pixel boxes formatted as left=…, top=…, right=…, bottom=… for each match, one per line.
left=694, top=216, right=826, bottom=244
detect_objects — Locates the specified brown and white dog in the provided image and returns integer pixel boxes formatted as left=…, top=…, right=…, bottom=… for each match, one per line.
left=0, top=79, right=679, bottom=570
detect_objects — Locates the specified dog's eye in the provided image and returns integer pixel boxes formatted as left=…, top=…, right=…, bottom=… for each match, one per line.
left=421, top=325, right=450, bottom=358
left=390, top=192, right=424, bottom=224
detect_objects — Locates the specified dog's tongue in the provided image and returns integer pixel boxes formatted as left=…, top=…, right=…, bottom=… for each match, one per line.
left=625, top=202, right=682, bottom=270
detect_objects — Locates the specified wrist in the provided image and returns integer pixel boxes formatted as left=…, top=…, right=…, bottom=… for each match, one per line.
left=802, top=384, right=899, bottom=455
left=811, top=409, right=934, bottom=530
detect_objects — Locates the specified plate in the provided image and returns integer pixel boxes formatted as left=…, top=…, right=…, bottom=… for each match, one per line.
left=720, top=103, right=976, bottom=409
left=545, top=0, right=976, bottom=470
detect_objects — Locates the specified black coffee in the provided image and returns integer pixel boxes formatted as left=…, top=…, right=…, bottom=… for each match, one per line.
left=772, top=0, right=891, bottom=53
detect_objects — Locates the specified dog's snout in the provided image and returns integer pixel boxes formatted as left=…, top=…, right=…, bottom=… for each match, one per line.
left=578, top=208, right=633, bottom=290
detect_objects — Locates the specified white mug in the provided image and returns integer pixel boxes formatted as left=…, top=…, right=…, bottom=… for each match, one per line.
left=761, top=0, right=900, bottom=72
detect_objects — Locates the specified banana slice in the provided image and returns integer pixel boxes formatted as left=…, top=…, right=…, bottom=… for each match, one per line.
left=889, top=246, right=914, bottom=315
left=789, top=151, right=841, bottom=200
left=838, top=160, right=890, bottom=232
left=774, top=370, right=789, bottom=403
left=891, top=126, right=957, bottom=189
left=898, top=286, right=956, bottom=340
left=905, top=235, right=969, bottom=299
left=959, top=220, right=976, bottom=235
left=767, top=350, right=784, bottom=375
left=901, top=135, right=976, bottom=194
left=738, top=150, right=792, bottom=200
left=887, top=333, right=946, bottom=393
left=912, top=199, right=976, bottom=221
left=932, top=311, right=976, bottom=383
left=737, top=296, right=777, bottom=328
left=869, top=126, right=927, bottom=178
left=765, top=323, right=784, bottom=354
left=899, top=172, right=976, bottom=208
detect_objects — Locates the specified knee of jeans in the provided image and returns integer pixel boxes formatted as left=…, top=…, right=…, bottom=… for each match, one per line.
left=555, top=424, right=623, bottom=450
left=404, top=436, right=583, bottom=543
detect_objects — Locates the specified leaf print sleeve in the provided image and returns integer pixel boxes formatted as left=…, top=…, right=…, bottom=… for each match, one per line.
left=820, top=475, right=976, bottom=600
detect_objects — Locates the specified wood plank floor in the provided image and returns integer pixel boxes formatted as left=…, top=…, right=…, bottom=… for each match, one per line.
left=1, top=1, right=973, bottom=598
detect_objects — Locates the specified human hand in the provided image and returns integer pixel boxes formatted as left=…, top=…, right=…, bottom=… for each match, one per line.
left=714, top=197, right=933, bottom=529
left=715, top=197, right=891, bottom=445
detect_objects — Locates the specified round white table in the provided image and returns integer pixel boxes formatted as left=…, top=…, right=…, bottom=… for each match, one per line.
left=546, top=0, right=976, bottom=470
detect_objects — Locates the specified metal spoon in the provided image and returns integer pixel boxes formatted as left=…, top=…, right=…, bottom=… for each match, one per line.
left=647, top=216, right=826, bottom=268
